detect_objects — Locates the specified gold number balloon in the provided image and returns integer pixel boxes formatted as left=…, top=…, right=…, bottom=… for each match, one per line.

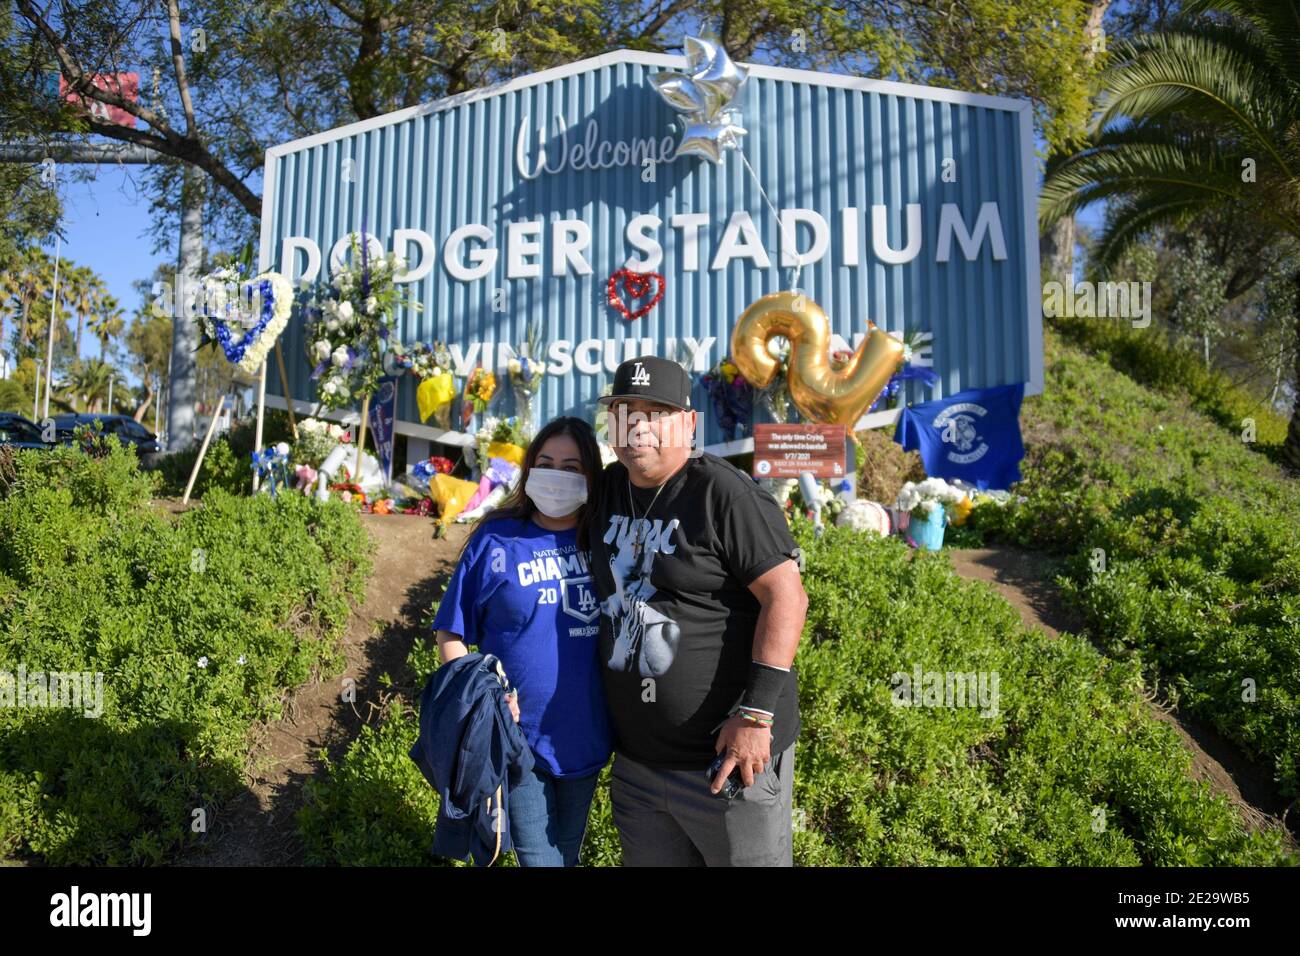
left=730, top=291, right=905, bottom=427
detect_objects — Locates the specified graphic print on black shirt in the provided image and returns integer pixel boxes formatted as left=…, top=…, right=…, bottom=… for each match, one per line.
left=601, top=511, right=682, bottom=677
left=591, top=453, right=803, bottom=769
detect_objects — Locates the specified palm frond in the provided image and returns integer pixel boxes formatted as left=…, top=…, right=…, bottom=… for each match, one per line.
left=1041, top=130, right=1246, bottom=227
left=1094, top=32, right=1297, bottom=180
left=1181, top=0, right=1300, bottom=84
left=1089, top=194, right=1210, bottom=273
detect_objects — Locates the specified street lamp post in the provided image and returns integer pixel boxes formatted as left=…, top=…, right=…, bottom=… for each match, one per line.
left=33, top=359, right=42, bottom=421
left=44, top=233, right=60, bottom=420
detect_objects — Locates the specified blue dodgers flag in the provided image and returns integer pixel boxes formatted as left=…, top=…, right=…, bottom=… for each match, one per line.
left=893, top=383, right=1026, bottom=490
left=368, top=376, right=397, bottom=482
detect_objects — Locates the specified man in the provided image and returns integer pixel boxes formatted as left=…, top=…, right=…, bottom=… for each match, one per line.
left=590, top=355, right=808, bottom=866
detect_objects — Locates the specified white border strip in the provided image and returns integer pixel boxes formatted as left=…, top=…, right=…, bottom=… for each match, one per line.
left=1019, top=106, right=1044, bottom=396
left=263, top=393, right=476, bottom=447
left=265, top=49, right=1032, bottom=161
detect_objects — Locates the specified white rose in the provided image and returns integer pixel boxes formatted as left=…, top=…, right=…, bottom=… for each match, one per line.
left=338, top=301, right=354, bottom=321
left=365, top=296, right=378, bottom=315
left=331, top=345, right=350, bottom=367
left=313, top=340, right=332, bottom=362
left=325, top=317, right=340, bottom=332
left=323, top=381, right=337, bottom=395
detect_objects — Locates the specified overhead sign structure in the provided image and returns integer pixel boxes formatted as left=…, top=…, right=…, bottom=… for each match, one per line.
left=258, top=49, right=1042, bottom=453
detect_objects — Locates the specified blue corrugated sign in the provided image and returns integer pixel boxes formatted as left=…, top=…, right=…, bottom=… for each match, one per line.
left=259, top=50, right=1041, bottom=452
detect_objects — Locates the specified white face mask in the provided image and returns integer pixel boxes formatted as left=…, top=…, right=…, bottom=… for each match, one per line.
left=525, top=467, right=588, bottom=518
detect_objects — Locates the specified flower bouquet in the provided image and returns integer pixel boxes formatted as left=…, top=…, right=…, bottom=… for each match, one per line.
left=700, top=356, right=754, bottom=441
left=508, top=323, right=546, bottom=440
left=306, top=233, right=411, bottom=411
left=895, top=477, right=966, bottom=550
left=473, top=416, right=526, bottom=476
left=462, top=365, right=497, bottom=429
left=393, top=340, right=456, bottom=429
left=293, top=417, right=351, bottom=469
left=508, top=354, right=544, bottom=441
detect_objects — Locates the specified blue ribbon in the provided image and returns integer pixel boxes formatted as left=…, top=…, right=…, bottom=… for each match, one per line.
left=251, top=445, right=292, bottom=497
left=212, top=279, right=275, bottom=365
left=869, top=364, right=940, bottom=413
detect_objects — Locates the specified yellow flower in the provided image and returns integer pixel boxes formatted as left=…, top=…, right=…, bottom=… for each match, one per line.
left=951, top=495, right=974, bottom=526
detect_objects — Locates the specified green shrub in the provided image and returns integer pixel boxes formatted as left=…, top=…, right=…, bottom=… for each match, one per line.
left=0, top=441, right=372, bottom=864
left=152, top=408, right=296, bottom=498
left=297, top=523, right=1291, bottom=866
left=962, top=323, right=1300, bottom=799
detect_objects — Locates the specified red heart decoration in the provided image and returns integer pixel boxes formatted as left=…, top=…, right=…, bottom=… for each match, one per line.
left=607, top=269, right=665, bottom=321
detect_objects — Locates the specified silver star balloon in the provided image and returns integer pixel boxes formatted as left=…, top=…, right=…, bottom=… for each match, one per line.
left=650, top=36, right=749, bottom=164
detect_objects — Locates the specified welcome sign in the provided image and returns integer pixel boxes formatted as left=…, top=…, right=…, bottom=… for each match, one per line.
left=259, top=49, right=1042, bottom=452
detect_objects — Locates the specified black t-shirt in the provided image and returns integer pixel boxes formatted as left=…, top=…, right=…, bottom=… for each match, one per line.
left=590, top=452, right=802, bottom=769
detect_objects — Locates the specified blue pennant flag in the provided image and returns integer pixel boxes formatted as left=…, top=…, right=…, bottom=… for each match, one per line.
left=893, top=383, right=1026, bottom=490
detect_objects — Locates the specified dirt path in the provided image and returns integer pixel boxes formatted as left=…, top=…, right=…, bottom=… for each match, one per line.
left=182, top=514, right=469, bottom=866
left=946, top=546, right=1298, bottom=846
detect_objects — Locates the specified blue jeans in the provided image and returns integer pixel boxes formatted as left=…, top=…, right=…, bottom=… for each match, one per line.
left=507, top=759, right=601, bottom=867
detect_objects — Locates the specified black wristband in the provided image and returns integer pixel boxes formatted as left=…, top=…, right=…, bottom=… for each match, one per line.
left=741, top=660, right=788, bottom=715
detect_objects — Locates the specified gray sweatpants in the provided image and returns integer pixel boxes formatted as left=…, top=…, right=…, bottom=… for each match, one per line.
left=610, top=743, right=795, bottom=866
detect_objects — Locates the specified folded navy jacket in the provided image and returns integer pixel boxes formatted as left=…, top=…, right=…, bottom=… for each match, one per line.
left=408, top=652, right=534, bottom=866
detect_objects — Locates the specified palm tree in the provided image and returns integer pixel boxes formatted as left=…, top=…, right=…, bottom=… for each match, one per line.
left=66, top=265, right=99, bottom=360
left=1041, top=0, right=1300, bottom=470
left=88, top=295, right=125, bottom=357
left=67, top=357, right=113, bottom=412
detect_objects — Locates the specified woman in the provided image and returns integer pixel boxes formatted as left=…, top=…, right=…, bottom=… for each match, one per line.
left=432, top=416, right=613, bottom=867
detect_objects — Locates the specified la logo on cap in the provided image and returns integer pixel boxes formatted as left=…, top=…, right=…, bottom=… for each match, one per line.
left=630, top=362, right=651, bottom=386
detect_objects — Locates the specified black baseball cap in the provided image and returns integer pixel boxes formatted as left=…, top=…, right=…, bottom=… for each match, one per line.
left=598, top=356, right=693, bottom=411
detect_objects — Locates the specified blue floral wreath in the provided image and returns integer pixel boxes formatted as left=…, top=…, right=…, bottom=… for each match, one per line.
left=211, top=279, right=276, bottom=365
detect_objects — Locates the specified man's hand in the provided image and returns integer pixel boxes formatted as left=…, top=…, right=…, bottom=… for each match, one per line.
left=712, top=715, right=771, bottom=792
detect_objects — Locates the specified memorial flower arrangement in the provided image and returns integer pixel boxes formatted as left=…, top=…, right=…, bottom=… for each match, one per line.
left=391, top=339, right=452, bottom=379
left=293, top=417, right=351, bottom=469
left=392, top=340, right=456, bottom=426
left=307, top=233, right=411, bottom=410
left=461, top=364, right=497, bottom=429
left=465, top=366, right=496, bottom=412
left=197, top=265, right=294, bottom=376
left=507, top=322, right=546, bottom=439
left=896, top=477, right=966, bottom=521
left=700, top=356, right=754, bottom=440
left=474, top=416, right=527, bottom=473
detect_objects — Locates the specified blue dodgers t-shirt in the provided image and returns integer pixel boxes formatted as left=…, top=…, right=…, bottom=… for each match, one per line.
left=432, top=516, right=613, bottom=778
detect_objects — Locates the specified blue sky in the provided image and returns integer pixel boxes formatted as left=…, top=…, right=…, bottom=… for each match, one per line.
left=51, top=164, right=163, bottom=364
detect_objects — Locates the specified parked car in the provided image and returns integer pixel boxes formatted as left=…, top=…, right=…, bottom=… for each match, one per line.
left=0, top=412, right=56, bottom=450
left=51, top=413, right=163, bottom=465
